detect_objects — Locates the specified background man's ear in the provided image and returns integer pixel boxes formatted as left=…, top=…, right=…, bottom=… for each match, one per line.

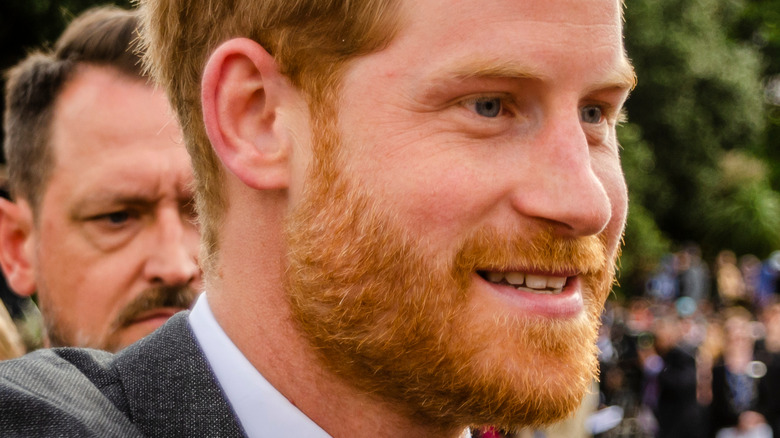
left=202, top=38, right=294, bottom=191
left=0, top=198, right=37, bottom=297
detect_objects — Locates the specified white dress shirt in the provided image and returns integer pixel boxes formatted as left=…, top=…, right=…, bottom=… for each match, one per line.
left=188, top=294, right=331, bottom=438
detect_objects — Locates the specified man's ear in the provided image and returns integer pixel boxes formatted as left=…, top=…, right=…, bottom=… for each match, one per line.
left=202, top=38, right=296, bottom=191
left=0, top=198, right=37, bottom=297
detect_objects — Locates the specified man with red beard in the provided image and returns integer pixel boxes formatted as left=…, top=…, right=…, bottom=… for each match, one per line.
left=0, top=6, right=201, bottom=352
left=0, top=0, right=634, bottom=436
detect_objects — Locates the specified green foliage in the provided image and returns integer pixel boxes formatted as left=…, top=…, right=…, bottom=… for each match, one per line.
left=702, top=151, right=780, bottom=257
left=737, top=0, right=780, bottom=75
left=734, top=0, right=780, bottom=187
left=619, top=0, right=777, bottom=295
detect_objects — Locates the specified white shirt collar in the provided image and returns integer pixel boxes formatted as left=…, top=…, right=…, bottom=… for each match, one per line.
left=188, top=293, right=331, bottom=438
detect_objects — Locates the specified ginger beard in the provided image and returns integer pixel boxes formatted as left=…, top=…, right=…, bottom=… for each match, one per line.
left=284, top=104, right=620, bottom=430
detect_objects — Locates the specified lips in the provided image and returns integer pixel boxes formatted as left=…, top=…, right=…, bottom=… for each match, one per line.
left=475, top=269, right=584, bottom=319
left=127, top=307, right=185, bottom=326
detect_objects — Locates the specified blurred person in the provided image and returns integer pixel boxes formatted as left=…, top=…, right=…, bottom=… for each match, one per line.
left=756, top=302, right=780, bottom=437
left=609, top=306, right=646, bottom=416
left=678, top=244, right=711, bottom=304
left=0, top=0, right=635, bottom=435
left=709, top=307, right=771, bottom=438
left=760, top=302, right=780, bottom=354
left=0, top=301, right=23, bottom=360
left=717, top=250, right=748, bottom=308
left=698, top=315, right=727, bottom=406
left=0, top=260, right=27, bottom=322
left=0, top=252, right=43, bottom=351
left=0, top=6, right=201, bottom=352
left=646, top=253, right=680, bottom=303
left=628, top=297, right=656, bottom=334
left=756, top=252, right=780, bottom=309
left=642, top=310, right=704, bottom=438
left=740, top=254, right=763, bottom=308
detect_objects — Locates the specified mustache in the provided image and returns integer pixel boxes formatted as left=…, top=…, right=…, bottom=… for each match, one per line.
left=454, top=226, right=609, bottom=276
left=113, top=285, right=199, bottom=329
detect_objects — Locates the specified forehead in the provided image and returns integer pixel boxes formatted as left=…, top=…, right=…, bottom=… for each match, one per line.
left=400, top=0, right=622, bottom=40
left=344, top=0, right=630, bottom=90
left=43, top=65, right=190, bottom=203
left=49, top=65, right=184, bottom=168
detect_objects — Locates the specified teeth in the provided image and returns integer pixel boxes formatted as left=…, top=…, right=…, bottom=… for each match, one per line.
left=547, top=276, right=566, bottom=289
left=505, top=272, right=525, bottom=285
left=524, top=274, right=547, bottom=289
left=487, top=271, right=504, bottom=283
left=482, top=271, right=568, bottom=293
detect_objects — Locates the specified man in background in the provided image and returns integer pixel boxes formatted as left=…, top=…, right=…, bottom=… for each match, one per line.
left=0, top=0, right=634, bottom=436
left=0, top=6, right=201, bottom=352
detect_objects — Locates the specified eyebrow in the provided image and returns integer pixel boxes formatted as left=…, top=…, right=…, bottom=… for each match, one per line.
left=447, top=60, right=546, bottom=82
left=70, top=193, right=154, bottom=216
left=442, top=56, right=637, bottom=92
left=591, top=57, right=637, bottom=92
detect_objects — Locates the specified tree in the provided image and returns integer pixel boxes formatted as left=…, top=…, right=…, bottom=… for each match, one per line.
left=734, top=0, right=780, bottom=186
left=617, top=0, right=775, bottom=296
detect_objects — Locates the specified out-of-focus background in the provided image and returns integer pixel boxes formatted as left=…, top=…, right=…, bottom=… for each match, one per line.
left=619, top=0, right=780, bottom=299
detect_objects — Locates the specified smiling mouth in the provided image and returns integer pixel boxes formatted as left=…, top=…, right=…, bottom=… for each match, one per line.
left=477, top=270, right=571, bottom=294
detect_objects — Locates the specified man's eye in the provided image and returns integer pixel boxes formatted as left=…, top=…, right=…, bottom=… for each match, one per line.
left=96, top=211, right=131, bottom=225
left=467, top=97, right=503, bottom=118
left=581, top=105, right=603, bottom=124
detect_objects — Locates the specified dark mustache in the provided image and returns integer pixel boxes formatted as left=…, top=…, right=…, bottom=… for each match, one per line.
left=114, top=285, right=199, bottom=329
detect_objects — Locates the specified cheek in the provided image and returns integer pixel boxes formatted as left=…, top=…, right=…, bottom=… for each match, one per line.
left=37, top=228, right=81, bottom=287
left=371, top=163, right=493, bottom=238
left=38, top=234, right=131, bottom=310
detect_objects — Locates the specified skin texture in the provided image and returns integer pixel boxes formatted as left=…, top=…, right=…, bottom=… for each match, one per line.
left=200, top=0, right=633, bottom=435
left=0, top=65, right=201, bottom=351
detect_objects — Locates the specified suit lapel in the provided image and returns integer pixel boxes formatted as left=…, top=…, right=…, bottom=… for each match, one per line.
left=114, top=313, right=246, bottom=437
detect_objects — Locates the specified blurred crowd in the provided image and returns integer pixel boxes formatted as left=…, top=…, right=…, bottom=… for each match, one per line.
left=595, top=245, right=780, bottom=438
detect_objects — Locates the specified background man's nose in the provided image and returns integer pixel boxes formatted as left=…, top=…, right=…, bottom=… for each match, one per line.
left=143, top=209, right=200, bottom=286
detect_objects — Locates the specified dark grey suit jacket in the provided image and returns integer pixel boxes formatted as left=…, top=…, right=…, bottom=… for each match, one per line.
left=0, top=312, right=246, bottom=437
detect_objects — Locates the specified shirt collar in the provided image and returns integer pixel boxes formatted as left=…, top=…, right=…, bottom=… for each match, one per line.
left=188, top=293, right=331, bottom=438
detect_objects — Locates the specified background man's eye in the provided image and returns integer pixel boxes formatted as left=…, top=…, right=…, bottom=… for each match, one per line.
left=473, top=98, right=502, bottom=118
left=105, top=211, right=130, bottom=224
left=581, top=105, right=603, bottom=124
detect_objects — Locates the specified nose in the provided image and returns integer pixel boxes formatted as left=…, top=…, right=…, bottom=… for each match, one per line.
left=143, top=207, right=201, bottom=287
left=510, top=111, right=612, bottom=237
